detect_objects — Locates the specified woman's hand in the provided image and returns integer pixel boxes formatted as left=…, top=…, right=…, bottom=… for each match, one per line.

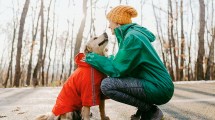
left=85, top=52, right=96, bottom=62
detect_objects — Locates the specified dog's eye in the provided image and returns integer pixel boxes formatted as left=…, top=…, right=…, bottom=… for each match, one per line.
left=94, top=37, right=98, bottom=40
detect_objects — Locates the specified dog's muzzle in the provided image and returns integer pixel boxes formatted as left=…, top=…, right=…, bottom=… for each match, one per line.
left=98, top=33, right=108, bottom=46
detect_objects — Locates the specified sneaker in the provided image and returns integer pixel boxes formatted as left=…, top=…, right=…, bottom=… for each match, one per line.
left=140, top=105, right=163, bottom=120
left=131, top=109, right=142, bottom=120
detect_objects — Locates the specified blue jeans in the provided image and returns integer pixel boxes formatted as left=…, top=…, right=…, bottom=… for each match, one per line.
left=101, top=77, right=152, bottom=112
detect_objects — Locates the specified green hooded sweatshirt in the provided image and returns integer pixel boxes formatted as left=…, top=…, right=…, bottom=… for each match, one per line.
left=86, top=23, right=174, bottom=105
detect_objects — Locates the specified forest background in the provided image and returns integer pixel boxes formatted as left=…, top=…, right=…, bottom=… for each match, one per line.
left=0, top=0, right=214, bottom=88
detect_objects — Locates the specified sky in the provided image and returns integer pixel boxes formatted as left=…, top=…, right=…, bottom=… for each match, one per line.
left=0, top=0, right=163, bottom=55
left=1, top=0, right=213, bottom=68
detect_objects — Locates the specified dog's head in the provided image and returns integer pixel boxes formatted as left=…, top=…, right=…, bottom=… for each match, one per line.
left=84, top=33, right=108, bottom=56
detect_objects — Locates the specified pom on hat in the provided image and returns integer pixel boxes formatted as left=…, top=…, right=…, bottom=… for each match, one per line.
left=107, top=5, right=138, bottom=24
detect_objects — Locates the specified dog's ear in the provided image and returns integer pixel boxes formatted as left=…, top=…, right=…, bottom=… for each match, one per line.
left=103, top=48, right=108, bottom=57
left=84, top=45, right=92, bottom=54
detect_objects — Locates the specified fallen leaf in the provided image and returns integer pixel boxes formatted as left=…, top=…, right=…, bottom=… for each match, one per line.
left=0, top=115, right=7, bottom=118
left=17, top=112, right=26, bottom=115
left=12, top=107, right=20, bottom=112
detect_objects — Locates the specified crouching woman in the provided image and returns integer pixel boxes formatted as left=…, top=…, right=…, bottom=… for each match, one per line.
left=85, top=5, right=174, bottom=120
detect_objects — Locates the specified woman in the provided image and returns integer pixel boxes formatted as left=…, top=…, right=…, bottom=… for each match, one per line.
left=85, top=5, right=174, bottom=120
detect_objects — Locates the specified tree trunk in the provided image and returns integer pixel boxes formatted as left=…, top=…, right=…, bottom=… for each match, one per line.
left=55, top=59, right=60, bottom=86
left=13, top=0, right=30, bottom=87
left=51, top=36, right=58, bottom=85
left=188, top=0, right=194, bottom=81
left=69, top=18, right=75, bottom=76
left=179, top=0, right=185, bottom=81
left=205, top=0, right=214, bottom=80
left=152, top=1, right=166, bottom=67
left=0, top=52, right=5, bottom=85
left=32, top=0, right=44, bottom=87
left=205, top=29, right=214, bottom=80
left=74, top=0, right=88, bottom=65
left=197, top=0, right=205, bottom=80
left=46, top=0, right=55, bottom=86
left=3, top=23, right=16, bottom=88
left=168, top=0, right=175, bottom=81
left=41, top=0, right=46, bottom=86
left=0, top=49, right=6, bottom=84
left=140, top=0, right=143, bottom=25
left=46, top=28, right=54, bottom=86
left=104, top=0, right=110, bottom=31
left=171, top=1, right=179, bottom=81
left=60, top=23, right=69, bottom=84
left=87, top=0, right=95, bottom=39
left=26, top=6, right=41, bottom=86
left=213, top=63, right=215, bottom=80
left=43, top=0, right=53, bottom=86
left=51, top=23, right=58, bottom=84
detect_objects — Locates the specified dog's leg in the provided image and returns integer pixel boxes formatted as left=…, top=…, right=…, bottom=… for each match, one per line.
left=72, top=111, right=82, bottom=120
left=99, top=100, right=110, bottom=120
left=82, top=106, right=90, bottom=120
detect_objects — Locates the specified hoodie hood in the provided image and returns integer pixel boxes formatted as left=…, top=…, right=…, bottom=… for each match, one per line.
left=75, top=53, right=91, bottom=67
left=114, top=23, right=155, bottom=44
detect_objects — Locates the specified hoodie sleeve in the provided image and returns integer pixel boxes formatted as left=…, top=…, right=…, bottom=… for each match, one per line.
left=85, top=35, right=142, bottom=77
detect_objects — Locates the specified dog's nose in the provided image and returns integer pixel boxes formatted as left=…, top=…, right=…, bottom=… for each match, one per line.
left=103, top=32, right=108, bottom=38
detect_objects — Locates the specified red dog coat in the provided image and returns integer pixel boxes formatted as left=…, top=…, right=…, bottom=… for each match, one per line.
left=52, top=53, right=106, bottom=116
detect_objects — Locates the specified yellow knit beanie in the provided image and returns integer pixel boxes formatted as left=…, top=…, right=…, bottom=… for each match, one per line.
left=107, top=5, right=138, bottom=25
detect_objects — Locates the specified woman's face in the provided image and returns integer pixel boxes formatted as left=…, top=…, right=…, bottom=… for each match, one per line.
left=108, top=20, right=120, bottom=35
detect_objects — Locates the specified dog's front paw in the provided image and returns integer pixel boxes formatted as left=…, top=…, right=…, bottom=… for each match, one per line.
left=35, top=112, right=58, bottom=120
left=35, top=114, right=49, bottom=120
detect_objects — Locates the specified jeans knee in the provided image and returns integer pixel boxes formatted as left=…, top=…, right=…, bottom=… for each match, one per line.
left=101, top=78, right=112, bottom=96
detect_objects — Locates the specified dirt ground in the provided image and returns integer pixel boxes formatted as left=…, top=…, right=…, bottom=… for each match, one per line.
left=0, top=81, right=215, bottom=120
